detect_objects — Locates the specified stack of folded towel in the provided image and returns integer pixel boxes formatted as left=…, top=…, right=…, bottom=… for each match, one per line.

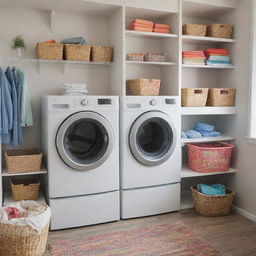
left=129, top=19, right=170, bottom=34
left=181, top=122, right=221, bottom=139
left=197, top=184, right=226, bottom=196
left=153, top=23, right=170, bottom=33
left=129, top=19, right=154, bottom=32
left=205, top=48, right=231, bottom=66
left=62, top=83, right=88, bottom=95
left=182, top=51, right=206, bottom=65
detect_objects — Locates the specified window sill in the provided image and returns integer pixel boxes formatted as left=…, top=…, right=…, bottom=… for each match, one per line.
left=246, top=137, right=256, bottom=145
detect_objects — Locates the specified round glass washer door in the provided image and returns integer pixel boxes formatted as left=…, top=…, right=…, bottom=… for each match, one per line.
left=56, top=111, right=114, bottom=171
left=129, top=111, right=177, bottom=166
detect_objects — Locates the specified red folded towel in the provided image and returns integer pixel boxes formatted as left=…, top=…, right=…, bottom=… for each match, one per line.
left=132, top=19, right=154, bottom=26
left=130, top=25, right=153, bottom=32
left=153, top=28, right=170, bottom=33
left=154, top=23, right=170, bottom=30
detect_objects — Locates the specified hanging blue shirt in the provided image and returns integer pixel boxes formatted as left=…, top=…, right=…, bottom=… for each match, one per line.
left=0, top=67, right=13, bottom=144
left=12, top=67, right=23, bottom=145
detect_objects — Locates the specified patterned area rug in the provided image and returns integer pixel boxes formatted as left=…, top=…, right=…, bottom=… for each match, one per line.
left=50, top=221, right=222, bottom=256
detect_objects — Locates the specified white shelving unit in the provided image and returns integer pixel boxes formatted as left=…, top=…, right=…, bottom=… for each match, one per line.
left=181, top=107, right=237, bottom=115
left=182, top=64, right=235, bottom=69
left=126, top=61, right=176, bottom=66
left=181, top=167, right=237, bottom=178
left=125, top=30, right=178, bottom=39
left=3, top=192, right=46, bottom=206
left=181, top=135, right=235, bottom=144
left=182, top=35, right=236, bottom=43
left=2, top=168, right=47, bottom=177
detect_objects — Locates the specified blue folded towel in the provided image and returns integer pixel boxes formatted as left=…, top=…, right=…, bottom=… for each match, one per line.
left=181, top=131, right=187, bottom=139
left=197, top=184, right=226, bottom=196
left=200, top=131, right=221, bottom=137
left=185, top=130, right=202, bottom=139
left=194, top=122, right=215, bottom=132
left=61, top=37, right=87, bottom=45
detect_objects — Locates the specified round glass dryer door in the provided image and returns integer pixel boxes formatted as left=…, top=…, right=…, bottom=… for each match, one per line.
left=129, top=111, right=177, bottom=166
left=56, top=111, right=114, bottom=171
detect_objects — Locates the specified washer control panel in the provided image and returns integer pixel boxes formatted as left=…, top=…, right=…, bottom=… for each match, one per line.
left=150, top=99, right=157, bottom=106
left=80, top=99, right=88, bottom=106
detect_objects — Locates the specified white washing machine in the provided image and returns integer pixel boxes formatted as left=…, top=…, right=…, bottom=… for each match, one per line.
left=120, top=96, right=181, bottom=219
left=41, top=96, right=120, bottom=230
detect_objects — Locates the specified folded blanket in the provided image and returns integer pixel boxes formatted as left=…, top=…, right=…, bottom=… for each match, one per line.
left=61, top=37, right=87, bottom=45
left=197, top=184, right=226, bottom=196
left=181, top=131, right=187, bottom=138
left=194, top=122, right=215, bottom=132
left=154, top=23, right=170, bottom=30
left=185, top=130, right=202, bottom=139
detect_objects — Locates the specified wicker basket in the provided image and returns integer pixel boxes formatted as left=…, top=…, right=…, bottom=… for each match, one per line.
left=64, top=44, right=91, bottom=61
left=127, top=53, right=144, bottom=62
left=5, top=149, right=42, bottom=174
left=36, top=42, right=63, bottom=60
left=191, top=185, right=235, bottom=216
left=183, top=24, right=207, bottom=36
left=181, top=88, right=209, bottom=107
left=127, top=79, right=161, bottom=96
left=10, top=179, right=40, bottom=201
left=207, top=88, right=236, bottom=107
left=207, top=24, right=233, bottom=39
left=0, top=221, right=49, bottom=256
left=144, top=53, right=166, bottom=62
left=91, top=46, right=113, bottom=62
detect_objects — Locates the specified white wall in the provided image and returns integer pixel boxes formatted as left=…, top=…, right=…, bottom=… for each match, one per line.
left=225, top=0, right=256, bottom=219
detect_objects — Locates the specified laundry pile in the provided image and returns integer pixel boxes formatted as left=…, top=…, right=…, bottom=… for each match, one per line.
left=129, top=19, right=170, bottom=33
left=62, top=83, right=88, bottom=95
left=0, top=201, right=51, bottom=232
left=205, top=48, right=231, bottom=66
left=0, top=67, right=33, bottom=146
left=182, top=51, right=206, bottom=65
left=181, top=122, right=221, bottom=139
left=197, top=184, right=226, bottom=196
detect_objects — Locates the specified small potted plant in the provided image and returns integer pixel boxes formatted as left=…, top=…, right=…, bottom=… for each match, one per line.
left=11, top=35, right=26, bottom=58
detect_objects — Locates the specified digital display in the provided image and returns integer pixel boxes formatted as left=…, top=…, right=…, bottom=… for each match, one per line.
left=98, top=99, right=112, bottom=105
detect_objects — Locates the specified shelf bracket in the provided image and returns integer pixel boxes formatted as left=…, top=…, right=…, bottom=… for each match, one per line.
left=50, top=10, right=55, bottom=33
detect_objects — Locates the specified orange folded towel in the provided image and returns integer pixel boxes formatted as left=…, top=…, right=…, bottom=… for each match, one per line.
left=154, top=23, right=170, bottom=30
left=132, top=19, right=154, bottom=26
left=130, top=25, right=153, bottom=32
left=130, top=22, right=153, bottom=28
left=153, top=28, right=170, bottom=33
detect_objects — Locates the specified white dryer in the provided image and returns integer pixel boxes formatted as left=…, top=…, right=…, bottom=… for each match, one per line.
left=120, top=96, right=181, bottom=219
left=41, top=96, right=120, bottom=230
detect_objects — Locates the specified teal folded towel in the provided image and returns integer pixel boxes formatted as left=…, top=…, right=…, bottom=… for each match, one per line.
left=61, top=37, right=87, bottom=45
left=197, top=184, right=226, bottom=196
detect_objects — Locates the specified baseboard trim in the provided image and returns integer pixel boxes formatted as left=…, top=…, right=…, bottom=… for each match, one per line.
left=232, top=205, right=256, bottom=222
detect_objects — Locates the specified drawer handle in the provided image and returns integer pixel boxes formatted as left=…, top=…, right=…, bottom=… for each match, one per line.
left=220, top=90, right=229, bottom=94
left=194, top=89, right=203, bottom=94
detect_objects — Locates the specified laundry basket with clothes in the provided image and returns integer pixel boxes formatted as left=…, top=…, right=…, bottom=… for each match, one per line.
left=0, top=201, right=51, bottom=256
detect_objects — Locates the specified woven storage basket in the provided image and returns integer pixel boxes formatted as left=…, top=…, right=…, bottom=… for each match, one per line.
left=207, top=24, right=233, bottom=39
left=36, top=42, right=63, bottom=60
left=144, top=53, right=166, bottom=62
left=183, top=24, right=207, bottom=36
left=207, top=88, right=236, bottom=107
left=0, top=222, right=49, bottom=256
left=181, top=88, right=209, bottom=107
left=191, top=185, right=235, bottom=216
left=91, top=46, right=113, bottom=62
left=127, top=79, right=161, bottom=96
left=10, top=179, right=40, bottom=201
left=5, top=149, right=42, bottom=174
left=64, top=44, right=91, bottom=61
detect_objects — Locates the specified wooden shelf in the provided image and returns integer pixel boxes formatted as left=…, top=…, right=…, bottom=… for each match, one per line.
left=182, top=64, right=235, bottom=69
left=125, top=30, right=178, bottom=39
left=2, top=168, right=47, bottom=177
left=181, top=107, right=237, bottom=115
left=3, top=192, right=46, bottom=206
left=126, top=60, right=176, bottom=66
left=181, top=135, right=235, bottom=144
left=181, top=166, right=237, bottom=178
left=182, top=35, right=236, bottom=44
